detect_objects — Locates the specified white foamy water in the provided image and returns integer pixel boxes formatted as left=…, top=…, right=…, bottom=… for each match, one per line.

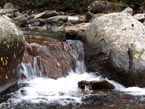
left=120, top=87, right=145, bottom=96
left=12, top=68, right=103, bottom=105
left=12, top=64, right=145, bottom=106
left=9, top=40, right=145, bottom=106
left=108, top=79, right=145, bottom=96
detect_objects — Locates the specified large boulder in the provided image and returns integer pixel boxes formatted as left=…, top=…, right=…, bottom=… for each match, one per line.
left=85, top=13, right=145, bottom=87
left=0, top=15, right=25, bottom=93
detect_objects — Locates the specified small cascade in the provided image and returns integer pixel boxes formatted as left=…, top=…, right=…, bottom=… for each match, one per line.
left=21, top=39, right=87, bottom=79
left=22, top=40, right=77, bottom=79
left=19, top=63, right=41, bottom=79
left=3, top=40, right=145, bottom=108
left=65, top=40, right=86, bottom=73
left=9, top=40, right=97, bottom=105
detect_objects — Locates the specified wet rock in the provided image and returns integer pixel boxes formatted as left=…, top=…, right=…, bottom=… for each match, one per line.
left=34, top=10, right=58, bottom=19
left=46, top=15, right=68, bottom=24
left=78, top=80, right=115, bottom=90
left=121, top=7, right=133, bottom=15
left=85, top=13, right=145, bottom=87
left=0, top=15, right=25, bottom=93
left=23, top=39, right=76, bottom=79
left=134, top=13, right=145, bottom=23
left=67, top=16, right=85, bottom=24
left=65, top=23, right=90, bottom=40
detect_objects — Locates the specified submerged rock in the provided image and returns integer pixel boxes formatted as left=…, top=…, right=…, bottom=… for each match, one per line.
left=23, top=39, right=76, bottom=79
left=0, top=15, right=25, bottom=93
left=85, top=13, right=145, bottom=87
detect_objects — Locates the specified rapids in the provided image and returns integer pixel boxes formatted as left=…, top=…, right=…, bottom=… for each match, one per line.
left=1, top=40, right=145, bottom=108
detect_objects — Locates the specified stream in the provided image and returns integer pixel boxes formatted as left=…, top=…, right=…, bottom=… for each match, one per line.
left=1, top=29, right=145, bottom=109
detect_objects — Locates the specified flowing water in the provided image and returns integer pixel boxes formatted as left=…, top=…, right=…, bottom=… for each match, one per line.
left=1, top=39, right=145, bottom=109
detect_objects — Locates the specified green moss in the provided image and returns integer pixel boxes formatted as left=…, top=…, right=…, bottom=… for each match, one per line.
left=115, top=1, right=127, bottom=11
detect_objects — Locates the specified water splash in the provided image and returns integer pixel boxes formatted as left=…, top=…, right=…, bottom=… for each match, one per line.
left=4, top=40, right=145, bottom=107
left=12, top=72, right=99, bottom=105
left=20, top=62, right=43, bottom=79
left=9, top=40, right=102, bottom=105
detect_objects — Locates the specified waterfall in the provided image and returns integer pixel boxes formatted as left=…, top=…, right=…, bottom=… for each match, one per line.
left=20, top=40, right=87, bottom=79
left=19, top=63, right=42, bottom=79
left=65, top=40, right=86, bottom=73
left=4, top=40, right=145, bottom=107
left=9, top=40, right=99, bottom=105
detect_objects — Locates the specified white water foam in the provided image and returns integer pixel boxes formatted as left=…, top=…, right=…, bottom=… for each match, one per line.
left=9, top=40, right=145, bottom=106
left=12, top=69, right=102, bottom=105
left=10, top=62, right=145, bottom=106
left=120, top=87, right=145, bottom=96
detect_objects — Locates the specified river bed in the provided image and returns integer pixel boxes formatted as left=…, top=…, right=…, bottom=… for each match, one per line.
left=1, top=29, right=145, bottom=109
